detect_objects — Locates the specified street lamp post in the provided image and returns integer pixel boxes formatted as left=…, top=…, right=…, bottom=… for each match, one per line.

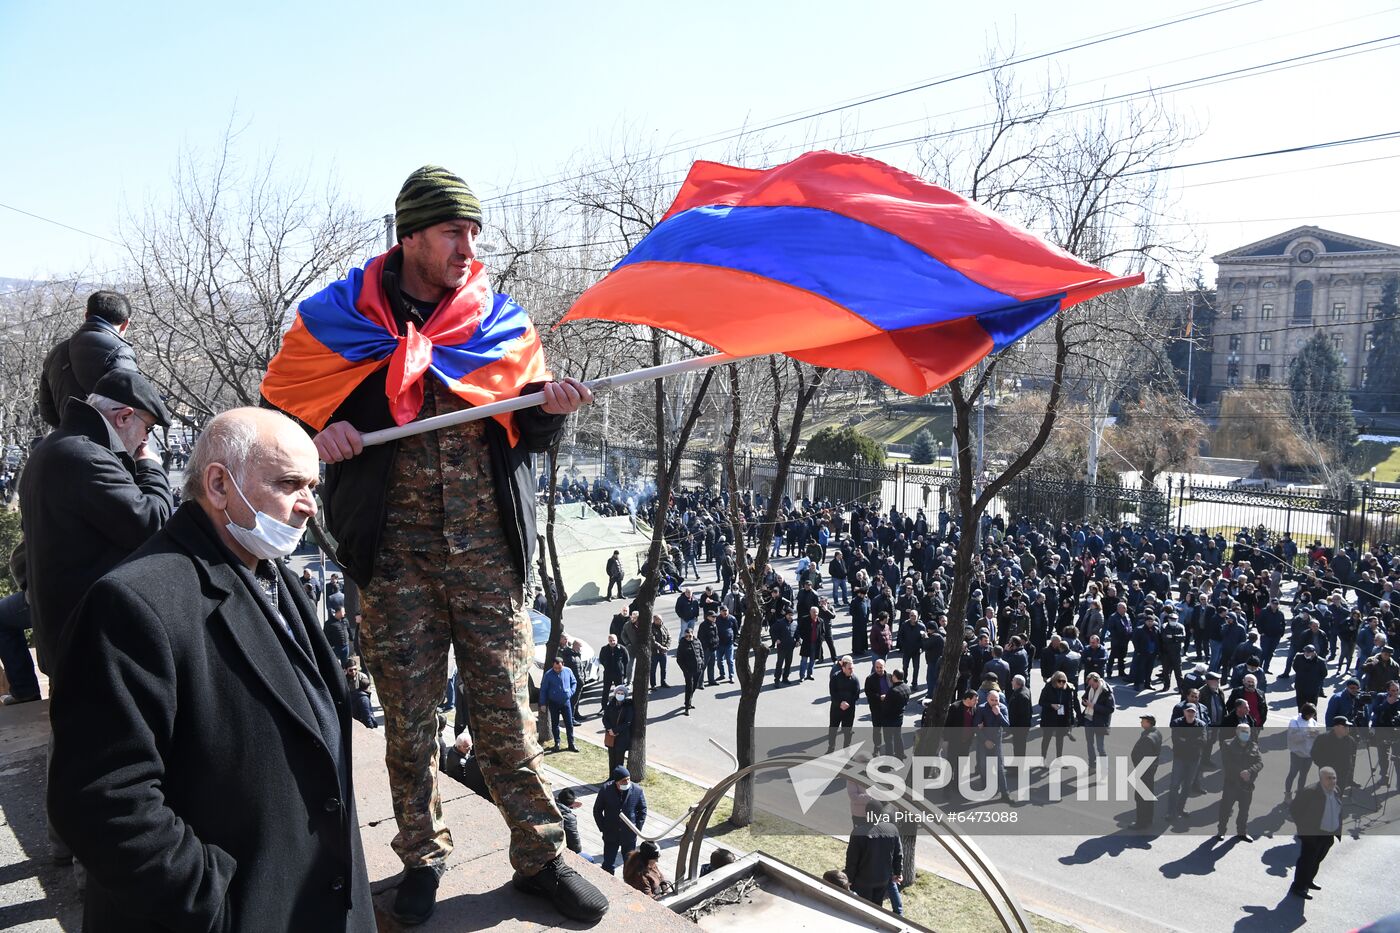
left=1285, top=483, right=1295, bottom=539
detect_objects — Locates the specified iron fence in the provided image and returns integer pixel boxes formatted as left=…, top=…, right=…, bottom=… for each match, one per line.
left=548, top=442, right=1400, bottom=551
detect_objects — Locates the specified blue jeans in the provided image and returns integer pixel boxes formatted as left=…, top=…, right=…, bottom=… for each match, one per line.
left=548, top=701, right=574, bottom=747
left=0, top=594, right=39, bottom=700
left=718, top=643, right=736, bottom=679
left=1085, top=726, right=1108, bottom=766
left=1209, top=640, right=1223, bottom=671
left=832, top=577, right=849, bottom=605
left=651, top=654, right=669, bottom=686
left=799, top=655, right=815, bottom=679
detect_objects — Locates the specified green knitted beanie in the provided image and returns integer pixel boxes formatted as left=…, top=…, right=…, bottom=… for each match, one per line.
left=394, top=165, right=483, bottom=241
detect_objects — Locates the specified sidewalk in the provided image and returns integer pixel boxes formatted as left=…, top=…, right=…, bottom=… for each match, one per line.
left=0, top=695, right=82, bottom=932
left=0, top=676, right=695, bottom=932
left=355, top=724, right=697, bottom=932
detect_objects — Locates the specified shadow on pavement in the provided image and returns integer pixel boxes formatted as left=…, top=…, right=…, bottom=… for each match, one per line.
left=1159, top=835, right=1237, bottom=878
left=1234, top=894, right=1307, bottom=932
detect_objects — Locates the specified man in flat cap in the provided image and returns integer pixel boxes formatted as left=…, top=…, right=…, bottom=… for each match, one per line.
left=262, top=165, right=602, bottom=925
left=17, top=368, right=173, bottom=868
left=19, top=368, right=173, bottom=675
left=37, top=290, right=140, bottom=428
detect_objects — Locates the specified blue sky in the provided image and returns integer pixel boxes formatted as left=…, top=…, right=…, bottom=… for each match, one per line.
left=2, top=0, right=1398, bottom=282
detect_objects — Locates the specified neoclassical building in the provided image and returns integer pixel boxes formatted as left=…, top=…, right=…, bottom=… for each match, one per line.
left=1209, top=226, right=1400, bottom=401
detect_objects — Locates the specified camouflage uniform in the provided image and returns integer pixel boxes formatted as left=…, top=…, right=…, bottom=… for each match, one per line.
left=358, top=381, right=562, bottom=872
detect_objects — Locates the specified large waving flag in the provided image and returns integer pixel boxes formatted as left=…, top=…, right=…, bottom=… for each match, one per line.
left=561, top=151, right=1141, bottom=395
left=261, top=248, right=548, bottom=444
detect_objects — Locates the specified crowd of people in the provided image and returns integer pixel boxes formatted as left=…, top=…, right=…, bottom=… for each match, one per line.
left=556, top=487, right=1400, bottom=908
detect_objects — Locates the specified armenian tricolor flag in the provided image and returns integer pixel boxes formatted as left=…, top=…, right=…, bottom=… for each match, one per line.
left=562, top=151, right=1142, bottom=395
left=261, top=248, right=548, bottom=444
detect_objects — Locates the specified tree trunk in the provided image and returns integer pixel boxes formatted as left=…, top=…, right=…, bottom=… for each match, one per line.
left=625, top=341, right=715, bottom=782
left=724, top=360, right=821, bottom=826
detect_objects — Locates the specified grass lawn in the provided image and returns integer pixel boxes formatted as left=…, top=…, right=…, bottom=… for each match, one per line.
left=559, top=739, right=1078, bottom=933
left=1352, top=440, right=1400, bottom=482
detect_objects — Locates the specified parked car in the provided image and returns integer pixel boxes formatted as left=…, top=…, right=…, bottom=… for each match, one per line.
left=528, top=610, right=599, bottom=698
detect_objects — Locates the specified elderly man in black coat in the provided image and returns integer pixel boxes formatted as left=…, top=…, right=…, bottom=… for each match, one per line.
left=18, top=368, right=172, bottom=675
left=48, top=408, right=374, bottom=933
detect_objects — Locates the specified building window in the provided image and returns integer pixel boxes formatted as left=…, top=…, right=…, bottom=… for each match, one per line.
left=1229, top=335, right=1242, bottom=351
left=1255, top=364, right=1271, bottom=381
left=1259, top=335, right=1272, bottom=351
left=1231, top=304, right=1243, bottom=320
left=1293, top=281, right=1314, bottom=323
left=1261, top=303, right=1274, bottom=320
left=1369, top=302, right=1381, bottom=319
left=1366, top=331, right=1376, bottom=352
left=1262, top=280, right=1276, bottom=289
left=1227, top=361, right=1240, bottom=385
left=1331, top=335, right=1344, bottom=351
left=1332, top=302, right=1346, bottom=321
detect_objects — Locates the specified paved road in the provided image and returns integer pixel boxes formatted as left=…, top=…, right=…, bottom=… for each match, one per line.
left=552, top=557, right=1399, bottom=933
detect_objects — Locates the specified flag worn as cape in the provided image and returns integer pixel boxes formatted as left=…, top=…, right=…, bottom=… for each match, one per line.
left=261, top=248, right=548, bottom=444
left=561, top=151, right=1143, bottom=395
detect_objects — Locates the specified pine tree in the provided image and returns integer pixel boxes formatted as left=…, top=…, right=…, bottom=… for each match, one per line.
left=1289, top=331, right=1357, bottom=454
left=1364, top=276, right=1400, bottom=411
left=910, top=430, right=936, bottom=464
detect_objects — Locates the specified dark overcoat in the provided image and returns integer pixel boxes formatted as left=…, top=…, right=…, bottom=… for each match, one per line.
left=48, top=503, right=375, bottom=933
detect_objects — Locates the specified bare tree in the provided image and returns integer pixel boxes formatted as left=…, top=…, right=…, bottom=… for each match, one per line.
left=0, top=279, right=86, bottom=450
left=922, top=61, right=1193, bottom=756
left=121, top=130, right=378, bottom=426
left=722, top=357, right=823, bottom=825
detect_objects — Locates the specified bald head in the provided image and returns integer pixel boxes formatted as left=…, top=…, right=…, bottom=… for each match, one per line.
left=187, top=408, right=319, bottom=567
left=185, top=408, right=316, bottom=503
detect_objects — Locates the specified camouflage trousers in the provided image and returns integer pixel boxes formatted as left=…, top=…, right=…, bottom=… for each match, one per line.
left=359, top=390, right=562, bottom=874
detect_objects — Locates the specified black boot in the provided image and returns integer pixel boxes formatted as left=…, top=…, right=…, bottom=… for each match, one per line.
left=514, top=854, right=609, bottom=922
left=392, top=865, right=443, bottom=925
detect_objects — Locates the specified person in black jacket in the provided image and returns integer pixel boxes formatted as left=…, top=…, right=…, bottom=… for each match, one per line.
left=18, top=369, right=172, bottom=676
left=602, top=684, right=636, bottom=774
left=881, top=670, right=912, bottom=758
left=37, top=290, right=140, bottom=428
left=597, top=634, right=629, bottom=717
left=1289, top=767, right=1343, bottom=899
left=262, top=168, right=604, bottom=926
left=556, top=789, right=584, bottom=855
left=48, top=408, right=374, bottom=933
left=1215, top=723, right=1264, bottom=841
left=844, top=803, right=903, bottom=912
left=593, top=766, right=647, bottom=875
left=1131, top=715, right=1163, bottom=828
left=324, top=606, right=352, bottom=663
left=828, top=656, right=860, bottom=752
left=676, top=629, right=705, bottom=714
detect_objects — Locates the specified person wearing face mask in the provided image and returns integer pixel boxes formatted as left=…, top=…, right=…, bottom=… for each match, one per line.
left=47, top=407, right=375, bottom=932
left=601, top=684, right=635, bottom=775
left=18, top=368, right=173, bottom=875
left=592, top=766, right=647, bottom=876
left=1214, top=722, right=1264, bottom=843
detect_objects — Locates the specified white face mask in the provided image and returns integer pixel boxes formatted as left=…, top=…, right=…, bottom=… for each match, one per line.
left=1236, top=729, right=1251, bottom=744
left=617, top=781, right=631, bottom=791
left=223, top=469, right=306, bottom=560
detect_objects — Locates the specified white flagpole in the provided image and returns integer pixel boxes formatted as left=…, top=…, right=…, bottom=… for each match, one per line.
left=359, top=351, right=753, bottom=447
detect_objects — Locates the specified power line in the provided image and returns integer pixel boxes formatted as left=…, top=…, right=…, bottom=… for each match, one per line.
left=0, top=201, right=121, bottom=246
left=489, top=33, right=1400, bottom=215
left=478, top=0, right=1269, bottom=205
